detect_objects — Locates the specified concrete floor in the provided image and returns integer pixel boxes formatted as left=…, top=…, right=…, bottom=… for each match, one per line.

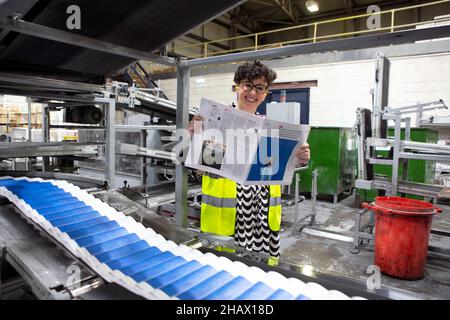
left=278, top=194, right=450, bottom=300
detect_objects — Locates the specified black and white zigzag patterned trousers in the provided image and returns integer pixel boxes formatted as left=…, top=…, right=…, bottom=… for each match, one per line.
left=234, top=184, right=280, bottom=257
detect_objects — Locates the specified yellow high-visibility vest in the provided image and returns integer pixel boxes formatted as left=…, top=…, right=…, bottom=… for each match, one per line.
left=201, top=174, right=282, bottom=236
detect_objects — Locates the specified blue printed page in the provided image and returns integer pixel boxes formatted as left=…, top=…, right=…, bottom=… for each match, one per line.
left=245, top=119, right=310, bottom=185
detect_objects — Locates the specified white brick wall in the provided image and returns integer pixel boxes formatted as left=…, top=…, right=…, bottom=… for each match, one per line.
left=275, top=60, right=375, bottom=127
left=160, top=73, right=236, bottom=107
left=388, top=53, right=450, bottom=125
left=158, top=53, right=450, bottom=128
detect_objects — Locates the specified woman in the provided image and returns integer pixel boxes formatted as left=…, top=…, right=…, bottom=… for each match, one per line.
left=188, top=60, right=310, bottom=257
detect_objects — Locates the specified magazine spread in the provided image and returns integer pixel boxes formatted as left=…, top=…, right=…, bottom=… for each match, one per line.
left=185, top=98, right=310, bottom=185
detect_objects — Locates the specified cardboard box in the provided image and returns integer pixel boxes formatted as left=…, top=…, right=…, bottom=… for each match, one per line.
left=0, top=114, right=7, bottom=124
left=12, top=127, right=44, bottom=142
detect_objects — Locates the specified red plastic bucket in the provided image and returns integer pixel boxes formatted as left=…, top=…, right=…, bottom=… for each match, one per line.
left=363, top=196, right=441, bottom=280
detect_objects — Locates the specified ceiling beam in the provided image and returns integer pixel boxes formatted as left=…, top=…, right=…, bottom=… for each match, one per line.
left=248, top=0, right=277, bottom=6
left=0, top=0, right=39, bottom=20
left=0, top=18, right=176, bottom=66
left=0, top=0, right=39, bottom=43
left=254, top=18, right=295, bottom=25
left=272, top=0, right=299, bottom=24
left=213, top=17, right=252, bottom=35
left=184, top=33, right=230, bottom=51
left=228, top=7, right=263, bottom=32
left=344, top=0, right=355, bottom=11
left=250, top=7, right=281, bottom=19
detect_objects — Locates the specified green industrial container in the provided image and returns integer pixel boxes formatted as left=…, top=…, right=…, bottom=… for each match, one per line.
left=357, top=128, right=438, bottom=202
left=291, top=127, right=357, bottom=203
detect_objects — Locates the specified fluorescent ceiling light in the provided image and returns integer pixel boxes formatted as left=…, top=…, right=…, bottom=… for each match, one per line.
left=305, top=0, right=319, bottom=13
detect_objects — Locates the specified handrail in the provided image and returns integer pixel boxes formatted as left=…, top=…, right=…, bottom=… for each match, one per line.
left=171, top=16, right=450, bottom=60
left=170, top=0, right=450, bottom=59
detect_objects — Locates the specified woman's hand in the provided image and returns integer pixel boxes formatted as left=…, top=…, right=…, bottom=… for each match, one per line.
left=295, top=143, right=310, bottom=166
left=188, top=115, right=204, bottom=137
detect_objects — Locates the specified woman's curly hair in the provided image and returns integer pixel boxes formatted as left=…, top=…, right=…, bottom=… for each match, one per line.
left=234, top=60, right=277, bottom=86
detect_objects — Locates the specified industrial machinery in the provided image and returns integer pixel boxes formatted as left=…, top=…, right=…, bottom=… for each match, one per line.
left=353, top=100, right=450, bottom=255
left=355, top=100, right=449, bottom=199
left=2, top=176, right=420, bottom=300
left=0, top=74, right=198, bottom=186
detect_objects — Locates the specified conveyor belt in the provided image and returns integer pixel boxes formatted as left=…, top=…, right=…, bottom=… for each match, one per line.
left=0, top=177, right=365, bottom=300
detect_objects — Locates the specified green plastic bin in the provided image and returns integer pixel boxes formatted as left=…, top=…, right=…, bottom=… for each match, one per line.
left=291, top=127, right=357, bottom=202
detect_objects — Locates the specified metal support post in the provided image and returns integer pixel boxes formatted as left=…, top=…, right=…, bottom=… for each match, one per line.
left=372, top=52, right=390, bottom=139
left=291, top=168, right=316, bottom=234
left=42, top=104, right=50, bottom=142
left=416, top=103, right=423, bottom=127
left=141, top=129, right=148, bottom=186
left=294, top=172, right=300, bottom=226
left=351, top=211, right=362, bottom=254
left=175, top=61, right=190, bottom=228
left=42, top=104, right=50, bottom=172
left=391, top=114, right=402, bottom=195
left=402, top=117, right=411, bottom=184
left=27, top=97, right=32, bottom=141
left=105, top=99, right=116, bottom=189
left=0, top=246, right=6, bottom=299
left=404, top=118, right=411, bottom=143
left=292, top=165, right=308, bottom=231
left=311, top=169, right=318, bottom=225
left=26, top=97, right=32, bottom=171
left=356, top=109, right=366, bottom=180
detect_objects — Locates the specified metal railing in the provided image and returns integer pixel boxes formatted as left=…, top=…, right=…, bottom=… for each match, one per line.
left=171, top=0, right=450, bottom=59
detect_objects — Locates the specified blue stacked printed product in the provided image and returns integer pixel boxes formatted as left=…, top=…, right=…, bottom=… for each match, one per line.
left=0, top=177, right=360, bottom=300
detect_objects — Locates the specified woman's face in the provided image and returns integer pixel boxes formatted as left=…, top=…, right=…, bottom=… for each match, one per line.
left=236, top=76, right=268, bottom=114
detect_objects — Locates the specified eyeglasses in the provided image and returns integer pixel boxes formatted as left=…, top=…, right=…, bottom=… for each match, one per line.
left=240, top=81, right=268, bottom=94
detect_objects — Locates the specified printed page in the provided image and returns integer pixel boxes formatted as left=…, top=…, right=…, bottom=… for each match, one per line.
left=184, top=98, right=264, bottom=184
left=244, top=119, right=310, bottom=185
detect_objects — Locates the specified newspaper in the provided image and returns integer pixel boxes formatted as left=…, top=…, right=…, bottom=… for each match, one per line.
left=185, top=98, right=310, bottom=185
